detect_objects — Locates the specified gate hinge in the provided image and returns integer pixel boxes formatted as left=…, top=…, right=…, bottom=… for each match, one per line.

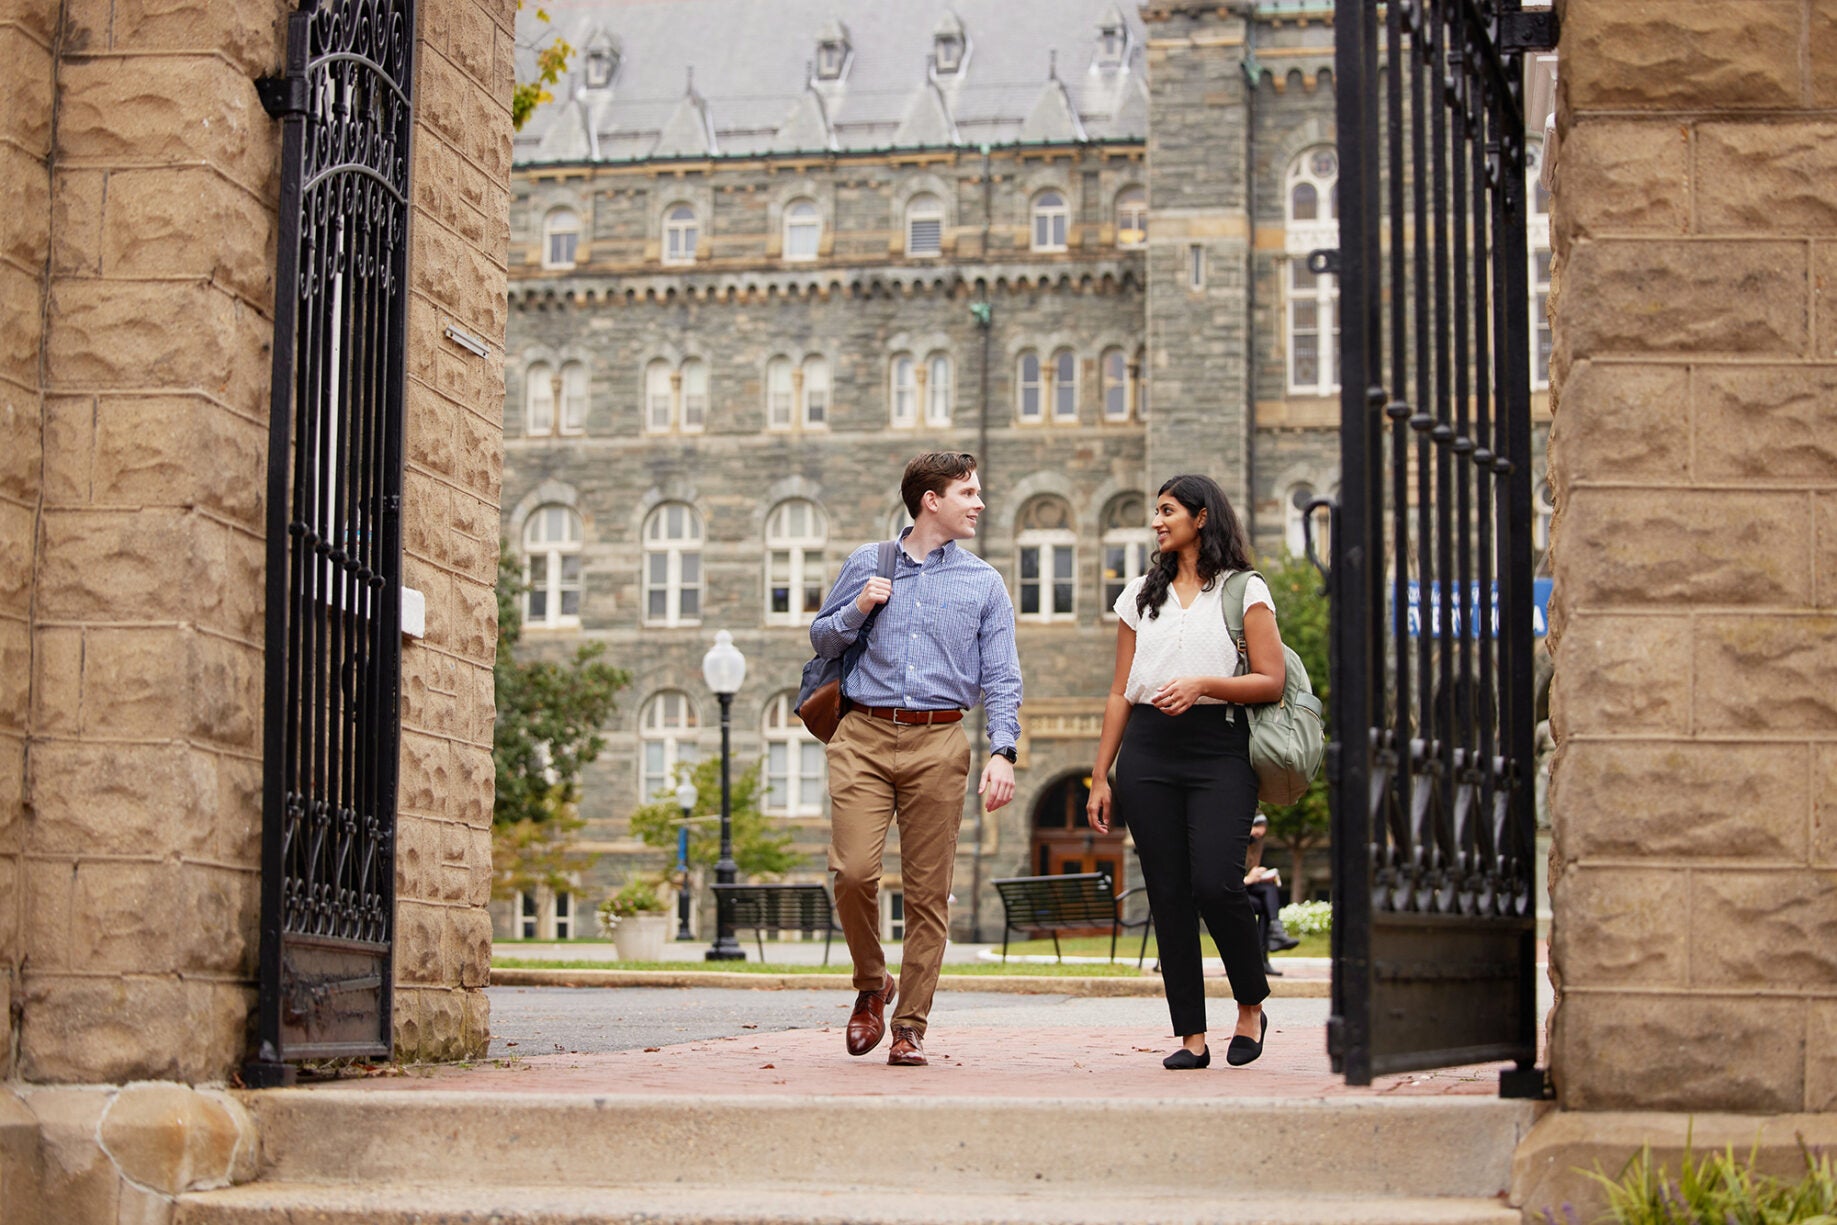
left=1306, top=248, right=1341, bottom=278
left=1499, top=9, right=1559, bottom=53
left=256, top=75, right=309, bottom=119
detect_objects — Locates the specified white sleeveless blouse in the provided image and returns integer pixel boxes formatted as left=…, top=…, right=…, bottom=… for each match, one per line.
left=1113, top=572, right=1276, bottom=706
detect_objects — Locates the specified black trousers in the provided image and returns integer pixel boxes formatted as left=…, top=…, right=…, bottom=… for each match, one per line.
left=1248, top=879, right=1284, bottom=929
left=1116, top=704, right=1269, bottom=1036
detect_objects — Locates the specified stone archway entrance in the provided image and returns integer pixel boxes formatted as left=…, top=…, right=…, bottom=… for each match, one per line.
left=1028, top=771, right=1127, bottom=893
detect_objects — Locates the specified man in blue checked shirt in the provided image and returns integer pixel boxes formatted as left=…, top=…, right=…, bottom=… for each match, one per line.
left=809, top=451, right=1022, bottom=1067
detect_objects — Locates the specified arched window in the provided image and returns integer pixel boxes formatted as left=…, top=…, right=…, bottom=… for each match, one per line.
left=639, top=691, right=699, bottom=801
left=663, top=204, right=698, bottom=264
left=1032, top=189, right=1069, bottom=252
left=522, top=504, right=582, bottom=627
left=1100, top=492, right=1150, bottom=613
left=924, top=351, right=952, bottom=426
left=765, top=500, right=827, bottom=624
left=905, top=193, right=943, bottom=257
left=763, top=692, right=824, bottom=815
left=542, top=207, right=579, bottom=269
left=801, top=356, right=829, bottom=426
left=1115, top=187, right=1146, bottom=248
left=680, top=358, right=708, bottom=432
left=1050, top=348, right=1078, bottom=421
left=1284, top=484, right=1317, bottom=558
left=1100, top=347, right=1130, bottom=421
left=766, top=356, right=794, bottom=429
left=525, top=361, right=555, bottom=435
left=644, top=359, right=674, bottom=432
left=558, top=360, right=588, bottom=434
left=890, top=354, right=917, bottom=426
left=642, top=502, right=702, bottom=626
left=1016, top=350, right=1042, bottom=422
left=1016, top=495, right=1076, bottom=622
left=783, top=199, right=820, bottom=261
left=1286, top=147, right=1341, bottom=396
left=1135, top=345, right=1149, bottom=420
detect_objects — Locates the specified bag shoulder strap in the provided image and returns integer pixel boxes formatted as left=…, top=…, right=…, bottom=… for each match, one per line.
left=843, top=541, right=901, bottom=679
left=1218, top=569, right=1263, bottom=657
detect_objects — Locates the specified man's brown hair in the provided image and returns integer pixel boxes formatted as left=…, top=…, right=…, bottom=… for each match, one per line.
left=901, top=451, right=978, bottom=519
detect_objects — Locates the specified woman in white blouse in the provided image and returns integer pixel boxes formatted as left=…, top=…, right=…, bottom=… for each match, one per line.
left=1087, top=474, right=1288, bottom=1069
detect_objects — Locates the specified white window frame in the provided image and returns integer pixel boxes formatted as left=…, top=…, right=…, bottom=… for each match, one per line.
left=765, top=499, right=827, bottom=625
left=552, top=890, right=574, bottom=939
left=1115, top=187, right=1146, bottom=248
left=543, top=207, right=579, bottom=269
left=1101, top=529, right=1151, bottom=617
left=639, top=691, right=700, bottom=802
left=642, top=502, right=703, bottom=627
left=1016, top=350, right=1042, bottom=422
left=1134, top=345, right=1148, bottom=420
left=906, top=194, right=943, bottom=257
left=1050, top=348, right=1078, bottom=421
left=763, top=692, right=825, bottom=816
left=1284, top=484, right=1318, bottom=558
left=766, top=356, right=795, bottom=430
left=924, top=351, right=952, bottom=427
left=558, top=360, right=588, bottom=434
left=517, top=890, right=539, bottom=939
left=522, top=504, right=583, bottom=628
left=663, top=204, right=698, bottom=265
left=525, top=361, right=555, bottom=435
left=890, top=353, right=917, bottom=426
left=783, top=199, right=820, bottom=261
left=1100, top=347, right=1130, bottom=421
left=681, top=358, right=708, bottom=433
left=801, top=356, right=829, bottom=427
left=1286, top=147, right=1341, bottom=398
left=644, top=359, right=674, bottom=433
left=1017, top=530, right=1077, bottom=623
left=1032, top=190, right=1069, bottom=252
left=1528, top=146, right=1552, bottom=392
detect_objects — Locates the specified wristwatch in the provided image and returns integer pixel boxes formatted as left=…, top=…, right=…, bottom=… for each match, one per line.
left=991, top=747, right=1017, bottom=764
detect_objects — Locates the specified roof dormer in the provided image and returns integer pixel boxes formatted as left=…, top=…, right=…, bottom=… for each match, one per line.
left=580, top=28, right=619, bottom=91
left=815, top=18, right=851, bottom=82
left=1096, top=4, right=1130, bottom=70
left=932, top=10, right=968, bottom=76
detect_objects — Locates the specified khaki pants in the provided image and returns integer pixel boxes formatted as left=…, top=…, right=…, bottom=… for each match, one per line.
left=825, top=709, right=971, bottom=1037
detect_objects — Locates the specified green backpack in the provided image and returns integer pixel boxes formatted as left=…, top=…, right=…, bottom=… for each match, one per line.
left=1220, top=570, right=1325, bottom=806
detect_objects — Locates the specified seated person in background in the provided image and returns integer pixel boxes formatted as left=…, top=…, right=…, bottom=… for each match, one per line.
left=1246, top=815, right=1301, bottom=970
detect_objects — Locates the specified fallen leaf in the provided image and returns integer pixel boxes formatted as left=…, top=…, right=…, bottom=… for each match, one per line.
left=642, top=1046, right=661, bottom=1052
left=760, top=1063, right=775, bottom=1069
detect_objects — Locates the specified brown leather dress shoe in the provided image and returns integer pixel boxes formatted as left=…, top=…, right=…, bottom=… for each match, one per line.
left=845, top=974, right=896, bottom=1057
left=887, top=1026, right=927, bottom=1066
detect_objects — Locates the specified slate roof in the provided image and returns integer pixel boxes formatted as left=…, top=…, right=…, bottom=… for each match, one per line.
left=515, top=0, right=1151, bottom=165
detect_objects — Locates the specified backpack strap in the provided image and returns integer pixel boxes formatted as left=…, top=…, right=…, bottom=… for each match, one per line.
left=841, top=540, right=902, bottom=691
left=1218, top=569, right=1263, bottom=668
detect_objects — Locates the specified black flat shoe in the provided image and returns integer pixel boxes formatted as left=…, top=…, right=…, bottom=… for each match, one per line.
left=1162, top=1045, right=1210, bottom=1070
left=1226, top=1012, right=1268, bottom=1067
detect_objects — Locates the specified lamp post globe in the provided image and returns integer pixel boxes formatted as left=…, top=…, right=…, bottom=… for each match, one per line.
left=701, top=631, right=746, bottom=961
left=673, top=780, right=698, bottom=941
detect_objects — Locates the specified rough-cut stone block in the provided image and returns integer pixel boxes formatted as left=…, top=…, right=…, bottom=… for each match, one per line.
left=0, top=506, right=30, bottom=615
left=1693, top=870, right=1837, bottom=988
left=1818, top=745, right=1837, bottom=867
left=55, top=57, right=277, bottom=198
left=22, top=1086, right=118, bottom=1221
left=36, top=508, right=226, bottom=624
left=452, top=741, right=493, bottom=829
left=403, top=470, right=456, bottom=567
left=1556, top=121, right=1688, bottom=239
left=450, top=905, right=491, bottom=987
left=1552, top=866, right=1687, bottom=988
left=28, top=624, right=80, bottom=735
left=1562, top=239, right=1807, bottom=358
left=1549, top=615, right=1690, bottom=737
left=106, top=167, right=276, bottom=303
left=401, top=650, right=463, bottom=738
left=1561, top=1, right=1802, bottom=112
left=398, top=730, right=451, bottom=818
left=454, top=402, right=503, bottom=500
left=0, top=25, right=54, bottom=156
left=98, top=1083, right=258, bottom=1195
left=38, top=394, right=93, bottom=506
left=1556, top=992, right=1803, bottom=1111
left=80, top=626, right=189, bottom=739
left=0, top=144, right=50, bottom=269
left=1696, top=614, right=1837, bottom=732
left=0, top=0, right=60, bottom=46
left=27, top=741, right=213, bottom=858
left=94, top=396, right=264, bottom=524
left=407, top=382, right=459, bottom=478
left=184, top=631, right=260, bottom=750
left=1556, top=741, right=1809, bottom=862
left=214, top=752, right=261, bottom=866
left=223, top=525, right=265, bottom=643
left=49, top=167, right=103, bottom=275
left=0, top=1085, right=37, bottom=1221
left=0, top=387, right=44, bottom=506
left=1811, top=1001, right=1837, bottom=1111
left=22, top=858, right=72, bottom=969
left=450, top=571, right=496, bottom=664
left=1548, top=362, right=1688, bottom=484
left=19, top=973, right=194, bottom=1082
left=1810, top=8, right=1837, bottom=109
left=394, top=813, right=431, bottom=899
left=46, top=279, right=270, bottom=416
left=463, top=986, right=491, bottom=1052
left=1559, top=488, right=1807, bottom=607
left=446, top=1, right=495, bottom=92
left=1812, top=244, right=1837, bottom=361
left=176, top=864, right=256, bottom=976
left=1696, top=366, right=1837, bottom=482
left=394, top=900, right=443, bottom=984
left=71, top=861, right=186, bottom=974
left=109, top=0, right=286, bottom=77
left=0, top=267, right=41, bottom=389
left=1698, top=122, right=1837, bottom=234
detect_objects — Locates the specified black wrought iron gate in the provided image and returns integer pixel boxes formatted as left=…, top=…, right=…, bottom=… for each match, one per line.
left=1325, top=0, right=1555, bottom=1092
left=248, top=0, right=415, bottom=1084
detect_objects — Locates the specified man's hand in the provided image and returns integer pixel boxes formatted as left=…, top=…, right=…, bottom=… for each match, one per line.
left=979, top=754, right=1015, bottom=812
left=855, top=575, right=892, bottom=615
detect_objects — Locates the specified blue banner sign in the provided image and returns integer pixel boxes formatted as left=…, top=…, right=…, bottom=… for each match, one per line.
left=1398, top=578, right=1552, bottom=639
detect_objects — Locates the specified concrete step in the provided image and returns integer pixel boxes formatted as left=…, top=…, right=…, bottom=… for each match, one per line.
left=235, top=1090, right=1535, bottom=1201
left=176, top=1182, right=1523, bottom=1225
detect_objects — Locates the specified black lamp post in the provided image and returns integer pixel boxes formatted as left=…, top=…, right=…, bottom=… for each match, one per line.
left=673, top=779, right=697, bottom=941
left=701, top=630, right=746, bottom=961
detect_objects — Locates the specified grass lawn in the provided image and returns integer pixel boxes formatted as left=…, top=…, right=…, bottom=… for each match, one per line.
left=492, top=957, right=1146, bottom=977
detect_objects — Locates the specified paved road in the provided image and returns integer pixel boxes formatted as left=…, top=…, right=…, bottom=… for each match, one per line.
left=483, top=985, right=1333, bottom=1057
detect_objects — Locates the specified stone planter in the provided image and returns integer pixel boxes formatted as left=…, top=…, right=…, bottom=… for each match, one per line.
left=612, top=912, right=672, bottom=962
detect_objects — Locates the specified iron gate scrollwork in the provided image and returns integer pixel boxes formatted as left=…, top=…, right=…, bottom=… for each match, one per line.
left=249, top=0, right=414, bottom=1084
left=1326, top=0, right=1554, bottom=1091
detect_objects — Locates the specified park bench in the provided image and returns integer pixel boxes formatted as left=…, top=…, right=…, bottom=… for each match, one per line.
left=991, top=872, right=1152, bottom=966
left=712, top=882, right=840, bottom=965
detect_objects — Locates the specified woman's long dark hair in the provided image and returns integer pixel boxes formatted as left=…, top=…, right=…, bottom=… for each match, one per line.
left=1136, top=474, right=1252, bottom=620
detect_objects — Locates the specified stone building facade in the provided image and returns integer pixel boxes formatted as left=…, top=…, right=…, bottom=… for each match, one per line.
left=498, top=0, right=1555, bottom=937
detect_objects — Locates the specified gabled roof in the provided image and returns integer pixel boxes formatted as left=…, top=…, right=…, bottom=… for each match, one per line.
left=772, top=86, right=837, bottom=153
left=1020, top=63, right=1087, bottom=144
left=651, top=74, right=718, bottom=157
left=894, top=79, right=961, bottom=147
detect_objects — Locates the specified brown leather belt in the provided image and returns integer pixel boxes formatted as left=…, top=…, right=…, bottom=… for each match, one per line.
left=855, top=706, right=964, bottom=726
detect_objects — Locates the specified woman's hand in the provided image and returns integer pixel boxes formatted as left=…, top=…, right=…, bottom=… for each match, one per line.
left=1150, top=677, right=1207, bottom=716
left=1087, top=778, right=1113, bottom=834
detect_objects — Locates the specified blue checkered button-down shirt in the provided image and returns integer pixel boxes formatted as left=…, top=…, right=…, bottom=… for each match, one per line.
left=809, top=533, right=1023, bottom=754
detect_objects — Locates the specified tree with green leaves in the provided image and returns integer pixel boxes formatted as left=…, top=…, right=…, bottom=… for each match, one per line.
left=627, top=756, right=802, bottom=882
left=493, top=543, right=629, bottom=899
left=1259, top=550, right=1331, bottom=903
left=512, top=2, right=573, bottom=132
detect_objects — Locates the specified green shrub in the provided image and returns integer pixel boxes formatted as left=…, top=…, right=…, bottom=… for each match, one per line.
left=596, top=878, right=669, bottom=933
left=1571, top=1139, right=1836, bottom=1225
left=1279, top=900, right=1331, bottom=937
